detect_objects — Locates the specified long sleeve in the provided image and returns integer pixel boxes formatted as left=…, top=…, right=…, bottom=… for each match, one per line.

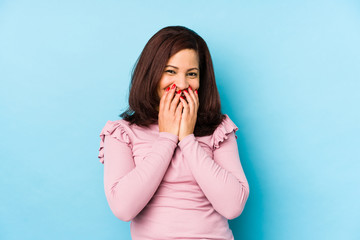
left=178, top=131, right=249, bottom=220
left=100, top=125, right=178, bottom=222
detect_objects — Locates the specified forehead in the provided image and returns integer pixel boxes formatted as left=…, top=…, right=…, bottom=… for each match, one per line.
left=167, top=49, right=199, bottom=67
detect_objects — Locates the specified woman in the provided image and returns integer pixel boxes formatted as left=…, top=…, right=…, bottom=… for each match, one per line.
left=98, top=26, right=249, bottom=240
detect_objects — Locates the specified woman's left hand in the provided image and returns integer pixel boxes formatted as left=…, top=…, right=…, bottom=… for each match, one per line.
left=178, top=86, right=199, bottom=142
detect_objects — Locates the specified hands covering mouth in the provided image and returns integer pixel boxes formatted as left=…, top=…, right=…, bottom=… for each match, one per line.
left=174, top=88, right=197, bottom=100
left=159, top=84, right=199, bottom=141
left=177, top=90, right=188, bottom=102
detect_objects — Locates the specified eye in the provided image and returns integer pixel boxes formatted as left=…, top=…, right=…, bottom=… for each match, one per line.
left=187, top=72, right=198, bottom=77
left=165, top=69, right=175, bottom=74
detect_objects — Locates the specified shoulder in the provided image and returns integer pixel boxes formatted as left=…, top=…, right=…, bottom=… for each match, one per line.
left=210, top=114, right=239, bottom=149
left=98, top=119, right=135, bottom=164
left=98, top=118, right=154, bottom=145
left=99, top=119, right=133, bottom=142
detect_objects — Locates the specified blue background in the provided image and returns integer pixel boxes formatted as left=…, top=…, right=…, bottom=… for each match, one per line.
left=1, top=0, right=359, bottom=239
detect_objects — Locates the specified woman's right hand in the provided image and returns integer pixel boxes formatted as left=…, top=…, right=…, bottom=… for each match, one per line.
left=158, top=84, right=183, bottom=137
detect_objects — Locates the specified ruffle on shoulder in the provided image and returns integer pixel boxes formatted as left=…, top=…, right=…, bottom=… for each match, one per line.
left=211, top=114, right=239, bottom=149
left=98, top=120, right=132, bottom=164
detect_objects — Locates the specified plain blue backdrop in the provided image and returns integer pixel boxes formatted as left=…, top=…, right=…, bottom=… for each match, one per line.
left=1, top=0, right=359, bottom=239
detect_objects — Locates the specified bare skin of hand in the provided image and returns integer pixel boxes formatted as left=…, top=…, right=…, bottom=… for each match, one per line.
left=178, top=86, right=199, bottom=141
left=158, top=84, right=183, bottom=137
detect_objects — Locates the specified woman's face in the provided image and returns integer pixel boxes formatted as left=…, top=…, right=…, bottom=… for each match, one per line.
left=157, top=49, right=200, bottom=100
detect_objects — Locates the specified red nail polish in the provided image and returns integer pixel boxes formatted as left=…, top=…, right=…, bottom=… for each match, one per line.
left=195, top=89, right=198, bottom=94
left=184, top=89, right=188, bottom=93
left=180, top=96, right=185, bottom=99
left=171, top=84, right=176, bottom=89
left=189, top=86, right=192, bottom=91
left=177, top=90, right=181, bottom=94
left=166, top=87, right=170, bottom=92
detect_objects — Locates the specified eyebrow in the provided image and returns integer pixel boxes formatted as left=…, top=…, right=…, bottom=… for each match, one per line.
left=165, top=65, right=199, bottom=71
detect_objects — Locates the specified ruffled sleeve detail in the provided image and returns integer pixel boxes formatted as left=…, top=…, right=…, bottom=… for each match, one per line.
left=98, top=120, right=132, bottom=164
left=211, top=114, right=239, bottom=149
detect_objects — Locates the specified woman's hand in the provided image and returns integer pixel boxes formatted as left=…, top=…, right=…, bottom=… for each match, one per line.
left=158, top=84, right=183, bottom=138
left=178, top=86, right=199, bottom=141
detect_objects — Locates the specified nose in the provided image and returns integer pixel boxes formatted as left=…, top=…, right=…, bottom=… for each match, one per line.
left=174, top=75, right=189, bottom=92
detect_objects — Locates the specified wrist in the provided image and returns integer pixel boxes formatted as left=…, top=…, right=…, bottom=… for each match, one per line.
left=178, top=133, right=195, bottom=147
left=179, top=133, right=193, bottom=142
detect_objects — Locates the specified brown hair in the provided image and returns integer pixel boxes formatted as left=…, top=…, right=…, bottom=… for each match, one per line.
left=119, top=25, right=226, bottom=137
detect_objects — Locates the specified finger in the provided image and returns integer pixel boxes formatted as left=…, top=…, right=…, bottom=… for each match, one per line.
left=179, top=97, right=189, bottom=116
left=175, top=100, right=183, bottom=120
left=188, top=86, right=199, bottom=109
left=187, top=87, right=198, bottom=107
left=186, top=87, right=196, bottom=104
left=182, top=90, right=194, bottom=114
left=194, top=88, right=199, bottom=109
left=159, top=87, right=170, bottom=112
left=170, top=90, right=181, bottom=113
left=194, top=88, right=199, bottom=101
left=164, top=84, right=176, bottom=110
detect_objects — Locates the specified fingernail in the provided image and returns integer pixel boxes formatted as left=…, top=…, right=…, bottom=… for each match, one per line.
left=166, top=87, right=170, bottom=92
left=180, top=96, right=185, bottom=99
left=195, top=89, right=198, bottom=94
left=171, top=84, right=176, bottom=89
left=177, top=90, right=181, bottom=94
left=189, top=86, right=192, bottom=91
left=184, top=89, right=188, bottom=93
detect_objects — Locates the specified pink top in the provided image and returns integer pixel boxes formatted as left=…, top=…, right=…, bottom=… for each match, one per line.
left=98, top=114, right=249, bottom=240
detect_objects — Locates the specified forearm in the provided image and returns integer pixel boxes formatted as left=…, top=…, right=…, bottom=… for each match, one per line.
left=104, top=132, right=178, bottom=221
left=178, top=133, right=249, bottom=219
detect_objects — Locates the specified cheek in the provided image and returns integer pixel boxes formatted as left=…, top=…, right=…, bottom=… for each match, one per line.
left=157, top=89, right=163, bottom=98
left=158, top=76, right=172, bottom=89
left=157, top=83, right=171, bottom=98
left=191, top=80, right=200, bottom=89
